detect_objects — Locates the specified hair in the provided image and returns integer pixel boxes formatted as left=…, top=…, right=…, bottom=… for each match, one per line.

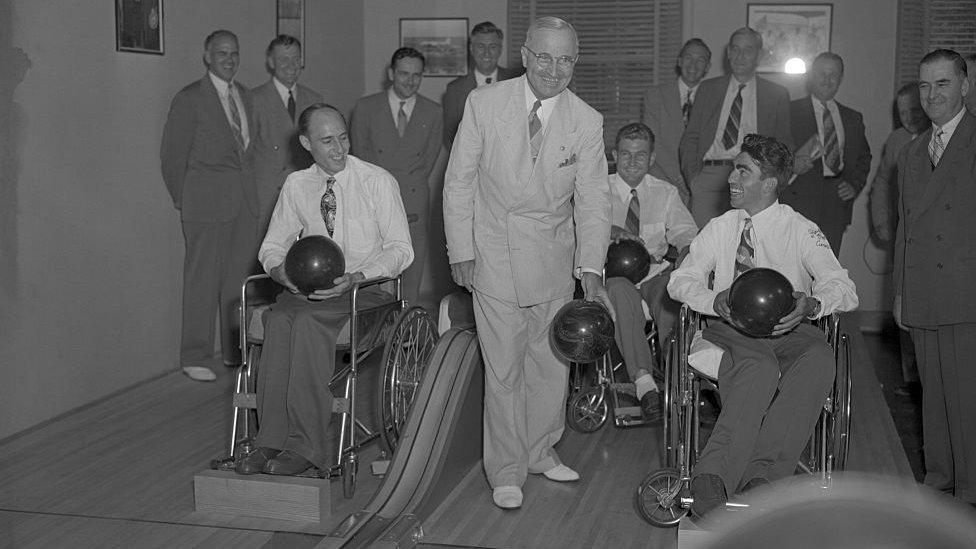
left=266, top=34, right=302, bottom=56
left=204, top=29, right=237, bottom=50
left=471, top=21, right=503, bottom=40
left=390, top=47, right=425, bottom=70
left=812, top=51, right=844, bottom=74
left=525, top=16, right=578, bottom=49
left=892, top=81, right=929, bottom=130
left=920, top=48, right=967, bottom=77
left=614, top=122, right=655, bottom=150
left=679, top=38, right=711, bottom=61
left=740, top=134, right=794, bottom=191
left=298, top=103, right=346, bottom=136
left=730, top=27, right=763, bottom=51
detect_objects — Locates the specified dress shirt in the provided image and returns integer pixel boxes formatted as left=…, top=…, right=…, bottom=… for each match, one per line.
left=259, top=155, right=414, bottom=280
left=930, top=106, right=966, bottom=153
left=523, top=78, right=559, bottom=129
left=812, top=97, right=846, bottom=176
left=387, top=88, right=417, bottom=123
left=610, top=173, right=698, bottom=278
left=475, top=69, right=499, bottom=87
left=677, top=78, right=699, bottom=108
left=272, top=77, right=297, bottom=109
left=668, top=202, right=858, bottom=318
left=208, top=71, right=250, bottom=148
left=705, top=76, right=758, bottom=160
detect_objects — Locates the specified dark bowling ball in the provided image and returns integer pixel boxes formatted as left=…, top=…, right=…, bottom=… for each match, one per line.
left=550, top=299, right=615, bottom=364
left=728, top=268, right=796, bottom=337
left=284, top=235, right=345, bottom=294
left=605, top=239, right=652, bottom=284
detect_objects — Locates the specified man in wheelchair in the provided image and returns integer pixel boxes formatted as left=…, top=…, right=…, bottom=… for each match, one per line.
left=236, top=104, right=413, bottom=476
left=667, top=134, right=858, bottom=518
left=605, top=122, right=698, bottom=421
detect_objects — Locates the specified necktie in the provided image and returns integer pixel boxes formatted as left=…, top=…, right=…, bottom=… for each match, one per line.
left=529, top=100, right=543, bottom=160
left=287, top=89, right=296, bottom=122
left=485, top=77, right=493, bottom=84
left=626, top=189, right=641, bottom=236
left=227, top=84, right=246, bottom=153
left=682, top=88, right=693, bottom=126
left=734, top=217, right=755, bottom=279
left=821, top=101, right=841, bottom=173
left=320, top=177, right=336, bottom=237
left=397, top=100, right=408, bottom=138
left=722, top=84, right=745, bottom=150
left=929, top=128, right=945, bottom=167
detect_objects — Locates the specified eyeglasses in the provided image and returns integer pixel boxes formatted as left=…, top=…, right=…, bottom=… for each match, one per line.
left=523, top=45, right=578, bottom=69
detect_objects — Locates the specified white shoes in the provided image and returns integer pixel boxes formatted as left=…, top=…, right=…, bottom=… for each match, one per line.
left=543, top=464, right=580, bottom=482
left=182, top=366, right=216, bottom=382
left=492, top=486, right=523, bottom=509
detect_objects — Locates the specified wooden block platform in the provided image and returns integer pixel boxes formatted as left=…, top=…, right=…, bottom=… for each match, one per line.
left=194, top=470, right=330, bottom=524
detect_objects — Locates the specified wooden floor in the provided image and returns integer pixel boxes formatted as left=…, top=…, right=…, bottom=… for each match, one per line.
left=1, top=315, right=911, bottom=548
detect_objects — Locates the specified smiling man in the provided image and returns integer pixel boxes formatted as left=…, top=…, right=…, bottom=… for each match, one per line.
left=669, top=133, right=857, bottom=519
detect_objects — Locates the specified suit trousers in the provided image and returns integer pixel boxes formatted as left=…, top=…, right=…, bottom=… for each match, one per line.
left=255, top=287, right=390, bottom=468
left=689, top=163, right=734, bottom=229
left=911, top=323, right=976, bottom=502
left=696, top=321, right=834, bottom=494
left=473, top=290, right=571, bottom=488
left=606, top=271, right=679, bottom=382
left=180, top=210, right=258, bottom=368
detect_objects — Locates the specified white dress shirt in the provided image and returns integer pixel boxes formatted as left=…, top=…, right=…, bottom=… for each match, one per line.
left=812, top=97, right=846, bottom=176
left=387, top=88, right=416, bottom=123
left=523, top=78, right=559, bottom=129
left=668, top=202, right=859, bottom=318
left=273, top=77, right=297, bottom=109
left=677, top=78, right=699, bottom=110
left=209, top=71, right=249, bottom=148
left=930, top=106, right=966, bottom=154
left=705, top=76, right=758, bottom=160
left=259, top=155, right=414, bottom=280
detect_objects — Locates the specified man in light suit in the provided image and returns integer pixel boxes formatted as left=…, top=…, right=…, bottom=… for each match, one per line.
left=351, top=47, right=442, bottom=308
left=641, top=38, right=712, bottom=204
left=161, top=30, right=258, bottom=382
left=896, top=49, right=976, bottom=505
left=444, top=16, right=613, bottom=510
left=442, top=21, right=522, bottom=149
left=679, top=27, right=792, bottom=228
left=781, top=52, right=871, bottom=255
left=249, top=35, right=323, bottom=236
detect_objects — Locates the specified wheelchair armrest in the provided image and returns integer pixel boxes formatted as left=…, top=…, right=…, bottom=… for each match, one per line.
left=352, top=275, right=396, bottom=290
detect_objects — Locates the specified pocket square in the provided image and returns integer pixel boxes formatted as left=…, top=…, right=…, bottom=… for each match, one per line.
left=558, top=153, right=578, bottom=168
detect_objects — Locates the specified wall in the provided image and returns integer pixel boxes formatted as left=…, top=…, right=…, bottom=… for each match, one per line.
left=0, top=0, right=363, bottom=439
left=685, top=0, right=898, bottom=313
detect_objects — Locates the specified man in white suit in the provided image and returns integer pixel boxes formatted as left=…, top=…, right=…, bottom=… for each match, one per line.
left=444, top=16, right=613, bottom=510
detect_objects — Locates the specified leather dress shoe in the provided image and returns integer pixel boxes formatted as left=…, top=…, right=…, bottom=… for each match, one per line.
left=263, top=449, right=314, bottom=476
left=641, top=390, right=663, bottom=424
left=542, top=464, right=580, bottom=482
left=236, top=447, right=279, bottom=475
left=690, top=473, right=727, bottom=519
left=182, top=366, right=216, bottom=382
left=492, top=486, right=523, bottom=509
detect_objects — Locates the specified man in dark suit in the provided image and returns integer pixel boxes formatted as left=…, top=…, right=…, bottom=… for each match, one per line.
left=641, top=37, right=712, bottom=204
left=781, top=52, right=871, bottom=255
left=249, top=35, right=324, bottom=236
left=966, top=53, right=976, bottom=115
left=350, top=48, right=442, bottom=308
left=442, top=21, right=522, bottom=149
left=160, top=30, right=258, bottom=381
left=896, top=49, right=976, bottom=505
left=679, top=27, right=792, bottom=228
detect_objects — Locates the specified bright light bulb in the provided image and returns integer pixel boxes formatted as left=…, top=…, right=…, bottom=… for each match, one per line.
left=784, top=58, right=806, bottom=74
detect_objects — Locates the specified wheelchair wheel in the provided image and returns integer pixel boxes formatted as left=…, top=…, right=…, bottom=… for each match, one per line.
left=831, top=334, right=852, bottom=471
left=635, top=467, right=688, bottom=527
left=377, top=306, right=438, bottom=453
left=566, top=386, right=608, bottom=433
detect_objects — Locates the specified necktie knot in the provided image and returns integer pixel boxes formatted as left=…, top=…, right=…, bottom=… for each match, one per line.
left=486, top=77, right=493, bottom=84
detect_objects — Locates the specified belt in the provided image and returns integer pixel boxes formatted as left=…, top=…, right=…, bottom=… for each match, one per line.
left=702, top=159, right=733, bottom=167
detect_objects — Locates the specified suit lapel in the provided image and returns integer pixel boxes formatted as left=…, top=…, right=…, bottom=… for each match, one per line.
left=202, top=75, right=242, bottom=151
left=497, top=80, right=534, bottom=187
left=664, top=80, right=682, bottom=127
left=913, top=112, right=976, bottom=219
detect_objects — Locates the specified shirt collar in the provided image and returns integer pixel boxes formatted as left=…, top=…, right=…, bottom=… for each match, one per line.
left=678, top=78, right=699, bottom=101
left=388, top=87, right=416, bottom=110
left=208, top=71, right=233, bottom=96
left=935, top=106, right=966, bottom=139
left=812, top=96, right=836, bottom=111
left=742, top=200, right=780, bottom=224
left=475, top=69, right=498, bottom=87
left=523, top=78, right=561, bottom=123
left=729, top=74, right=756, bottom=91
left=314, top=160, right=347, bottom=183
left=273, top=77, right=296, bottom=102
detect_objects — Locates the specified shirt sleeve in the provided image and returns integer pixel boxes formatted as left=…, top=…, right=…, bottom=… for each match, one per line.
left=668, top=222, right=720, bottom=315
left=800, top=222, right=859, bottom=317
left=664, top=190, right=699, bottom=251
left=356, top=171, right=414, bottom=280
left=258, top=178, right=303, bottom=274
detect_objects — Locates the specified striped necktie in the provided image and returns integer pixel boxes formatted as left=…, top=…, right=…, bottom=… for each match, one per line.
left=722, top=83, right=745, bottom=150
left=529, top=100, right=543, bottom=161
left=929, top=128, right=945, bottom=167
left=320, top=177, right=336, bottom=237
left=821, top=101, right=841, bottom=173
left=625, top=189, right=640, bottom=236
left=734, top=217, right=754, bottom=279
left=227, top=84, right=246, bottom=153
left=397, top=100, right=408, bottom=138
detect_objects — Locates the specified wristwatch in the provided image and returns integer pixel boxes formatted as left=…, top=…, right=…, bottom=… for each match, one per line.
left=807, top=297, right=822, bottom=319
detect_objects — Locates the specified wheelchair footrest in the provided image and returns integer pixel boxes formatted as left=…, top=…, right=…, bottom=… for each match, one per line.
left=233, top=392, right=257, bottom=409
left=609, top=382, right=637, bottom=397
left=613, top=406, right=647, bottom=427
left=193, top=469, right=332, bottom=524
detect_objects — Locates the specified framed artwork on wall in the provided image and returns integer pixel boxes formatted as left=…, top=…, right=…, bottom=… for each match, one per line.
left=115, top=0, right=164, bottom=54
left=747, top=3, right=832, bottom=73
left=399, top=18, right=469, bottom=77
left=277, top=0, right=305, bottom=64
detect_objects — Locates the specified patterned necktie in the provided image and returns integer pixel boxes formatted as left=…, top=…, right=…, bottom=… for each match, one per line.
left=682, top=88, right=693, bottom=126
left=626, top=189, right=641, bottom=236
left=397, top=100, right=408, bottom=138
left=734, top=217, right=755, bottom=279
left=821, top=101, right=841, bottom=173
left=722, top=83, right=746, bottom=150
left=929, top=128, right=945, bottom=167
left=227, top=84, right=246, bottom=153
left=529, top=100, right=543, bottom=160
left=320, top=177, right=336, bottom=237
left=287, top=89, right=296, bottom=122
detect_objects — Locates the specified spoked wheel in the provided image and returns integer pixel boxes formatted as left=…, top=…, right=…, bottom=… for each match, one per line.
left=830, top=334, right=852, bottom=471
left=635, top=467, right=689, bottom=527
left=376, top=306, right=438, bottom=453
left=566, top=386, right=608, bottom=433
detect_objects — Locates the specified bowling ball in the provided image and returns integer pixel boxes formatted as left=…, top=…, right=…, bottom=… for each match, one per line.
left=605, top=239, right=652, bottom=284
left=727, top=268, right=795, bottom=337
left=550, top=300, right=615, bottom=364
left=284, top=235, right=345, bottom=294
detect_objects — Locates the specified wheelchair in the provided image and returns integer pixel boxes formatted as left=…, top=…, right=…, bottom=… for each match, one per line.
left=212, top=273, right=438, bottom=498
left=635, top=304, right=852, bottom=527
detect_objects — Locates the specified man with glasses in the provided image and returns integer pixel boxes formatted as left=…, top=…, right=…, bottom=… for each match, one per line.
left=444, top=16, right=613, bottom=510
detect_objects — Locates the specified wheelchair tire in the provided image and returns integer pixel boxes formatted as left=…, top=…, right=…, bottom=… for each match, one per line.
left=566, top=387, right=608, bottom=433
left=376, top=306, right=438, bottom=454
left=635, top=467, right=688, bottom=528
left=831, top=333, right=853, bottom=471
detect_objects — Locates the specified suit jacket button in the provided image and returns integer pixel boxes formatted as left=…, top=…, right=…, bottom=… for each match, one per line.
left=273, top=145, right=279, bottom=150
left=937, top=262, right=944, bottom=269
left=907, top=237, right=914, bottom=244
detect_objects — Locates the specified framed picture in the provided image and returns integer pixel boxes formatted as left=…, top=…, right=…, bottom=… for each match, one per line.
left=747, top=4, right=832, bottom=73
left=399, top=18, right=469, bottom=77
left=277, top=0, right=305, bottom=65
left=115, top=0, right=163, bottom=54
